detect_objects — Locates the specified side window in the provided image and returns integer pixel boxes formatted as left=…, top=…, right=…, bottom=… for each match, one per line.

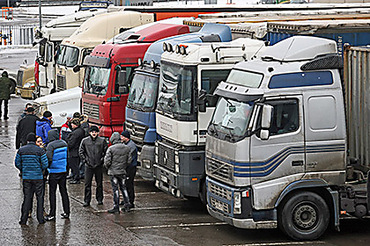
left=82, top=49, right=92, bottom=63
left=114, top=67, right=134, bottom=95
left=256, top=99, right=299, bottom=137
left=46, top=43, right=53, bottom=62
left=269, top=99, right=299, bottom=136
left=201, top=70, right=230, bottom=107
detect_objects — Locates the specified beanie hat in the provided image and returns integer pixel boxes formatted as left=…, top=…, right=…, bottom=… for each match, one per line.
left=89, top=125, right=99, bottom=132
left=71, top=118, right=80, bottom=126
left=120, top=130, right=130, bottom=139
left=43, top=111, right=52, bottom=118
left=73, top=112, right=81, bottom=118
left=26, top=132, right=37, bottom=142
left=26, top=107, right=35, bottom=112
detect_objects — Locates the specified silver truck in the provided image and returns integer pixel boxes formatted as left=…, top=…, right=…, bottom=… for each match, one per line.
left=206, top=36, right=370, bottom=240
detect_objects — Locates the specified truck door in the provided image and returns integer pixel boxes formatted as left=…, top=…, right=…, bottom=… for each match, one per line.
left=249, top=96, right=305, bottom=209
left=198, top=67, right=231, bottom=144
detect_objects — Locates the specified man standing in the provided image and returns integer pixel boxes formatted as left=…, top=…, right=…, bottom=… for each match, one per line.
left=120, top=131, right=137, bottom=208
left=15, top=133, right=48, bottom=225
left=36, top=111, right=53, bottom=145
left=16, top=107, right=39, bottom=149
left=0, top=71, right=12, bottom=120
left=79, top=126, right=108, bottom=207
left=44, top=129, right=70, bottom=221
left=66, top=118, right=85, bottom=184
left=17, top=103, right=33, bottom=125
left=60, top=113, right=72, bottom=141
left=104, top=132, right=132, bottom=213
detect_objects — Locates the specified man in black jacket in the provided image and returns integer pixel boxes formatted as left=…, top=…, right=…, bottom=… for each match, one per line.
left=79, top=126, right=108, bottom=207
left=66, top=118, right=85, bottom=184
left=16, top=107, right=39, bottom=149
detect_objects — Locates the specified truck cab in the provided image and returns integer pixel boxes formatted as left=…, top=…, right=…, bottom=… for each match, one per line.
left=81, top=23, right=190, bottom=138
left=206, top=36, right=350, bottom=240
left=55, top=11, right=154, bottom=92
left=126, top=23, right=236, bottom=180
left=153, top=36, right=267, bottom=203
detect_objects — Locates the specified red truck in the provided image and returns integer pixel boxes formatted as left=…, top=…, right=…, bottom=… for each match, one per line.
left=81, top=23, right=189, bottom=138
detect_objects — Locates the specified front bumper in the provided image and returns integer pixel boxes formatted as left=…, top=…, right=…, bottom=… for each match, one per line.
left=137, top=144, right=155, bottom=181
left=207, top=205, right=277, bottom=229
left=154, top=164, right=202, bottom=198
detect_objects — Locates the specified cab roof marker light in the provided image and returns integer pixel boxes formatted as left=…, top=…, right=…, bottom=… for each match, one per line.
left=163, top=42, right=167, bottom=52
left=138, top=58, right=143, bottom=67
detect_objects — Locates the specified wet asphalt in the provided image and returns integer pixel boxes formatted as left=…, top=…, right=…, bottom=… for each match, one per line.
left=2, top=97, right=370, bottom=246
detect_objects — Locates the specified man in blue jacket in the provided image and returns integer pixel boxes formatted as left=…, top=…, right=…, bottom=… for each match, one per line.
left=15, top=132, right=48, bottom=225
left=44, top=129, right=70, bottom=221
left=36, top=111, right=53, bottom=145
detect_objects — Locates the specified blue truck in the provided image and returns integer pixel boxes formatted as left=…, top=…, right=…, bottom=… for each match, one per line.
left=124, top=23, right=232, bottom=180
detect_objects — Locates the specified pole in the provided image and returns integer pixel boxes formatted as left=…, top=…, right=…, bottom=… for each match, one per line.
left=38, top=0, right=42, bottom=30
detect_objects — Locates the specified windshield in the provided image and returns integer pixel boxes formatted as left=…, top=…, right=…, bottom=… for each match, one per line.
left=157, top=63, right=195, bottom=116
left=128, top=72, right=158, bottom=111
left=209, top=97, right=254, bottom=139
left=227, top=69, right=263, bottom=88
left=83, top=66, right=111, bottom=95
left=56, top=45, right=79, bottom=67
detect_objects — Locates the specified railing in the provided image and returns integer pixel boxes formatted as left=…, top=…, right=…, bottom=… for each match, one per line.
left=0, top=24, right=36, bottom=45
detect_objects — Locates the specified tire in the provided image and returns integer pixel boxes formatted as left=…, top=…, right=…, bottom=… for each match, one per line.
left=199, top=179, right=207, bottom=205
left=279, top=191, right=329, bottom=241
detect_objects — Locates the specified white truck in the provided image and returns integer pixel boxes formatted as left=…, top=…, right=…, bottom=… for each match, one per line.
left=154, top=37, right=266, bottom=203
left=35, top=7, right=118, bottom=97
left=205, top=36, right=370, bottom=240
left=55, top=11, right=153, bottom=91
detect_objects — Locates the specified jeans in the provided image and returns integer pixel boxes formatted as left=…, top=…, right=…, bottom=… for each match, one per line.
left=0, top=99, right=8, bottom=118
left=126, top=165, right=137, bottom=205
left=20, top=179, right=44, bottom=224
left=84, top=166, right=103, bottom=204
left=48, top=173, right=70, bottom=216
left=110, top=175, right=130, bottom=208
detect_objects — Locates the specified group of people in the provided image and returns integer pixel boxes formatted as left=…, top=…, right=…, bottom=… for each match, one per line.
left=15, top=104, right=138, bottom=225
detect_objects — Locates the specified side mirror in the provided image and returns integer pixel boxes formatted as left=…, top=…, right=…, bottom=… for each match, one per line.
left=197, top=89, right=207, bottom=113
left=117, top=68, right=128, bottom=94
left=260, top=104, right=273, bottom=140
left=73, top=65, right=81, bottom=73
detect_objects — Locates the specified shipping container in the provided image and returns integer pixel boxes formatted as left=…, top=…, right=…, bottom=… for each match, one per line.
left=267, top=19, right=370, bottom=56
left=344, top=45, right=370, bottom=167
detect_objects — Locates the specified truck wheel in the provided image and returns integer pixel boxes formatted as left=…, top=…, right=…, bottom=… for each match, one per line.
left=279, top=191, right=329, bottom=240
left=199, top=180, right=207, bottom=205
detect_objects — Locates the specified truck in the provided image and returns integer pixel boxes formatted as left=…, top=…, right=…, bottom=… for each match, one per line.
left=153, top=37, right=267, bottom=203
left=81, top=22, right=190, bottom=138
left=55, top=11, right=153, bottom=92
left=15, top=64, right=36, bottom=99
left=205, top=36, right=370, bottom=240
left=125, top=23, right=235, bottom=180
left=35, top=7, right=115, bottom=97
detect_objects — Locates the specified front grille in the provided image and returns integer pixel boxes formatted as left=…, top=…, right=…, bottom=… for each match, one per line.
left=157, top=141, right=176, bottom=172
left=17, top=70, right=23, bottom=87
left=210, top=196, right=230, bottom=214
left=83, top=102, right=99, bottom=119
left=125, top=121, right=147, bottom=147
left=207, top=157, right=233, bottom=183
left=209, top=181, right=232, bottom=201
left=56, top=74, right=66, bottom=91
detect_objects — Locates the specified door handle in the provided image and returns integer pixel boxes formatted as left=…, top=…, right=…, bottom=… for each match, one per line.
left=292, top=160, right=304, bottom=166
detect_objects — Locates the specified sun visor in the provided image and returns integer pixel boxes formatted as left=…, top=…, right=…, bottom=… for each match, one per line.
left=83, top=55, right=110, bottom=68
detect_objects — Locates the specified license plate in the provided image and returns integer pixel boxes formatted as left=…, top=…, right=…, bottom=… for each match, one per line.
left=161, top=175, right=168, bottom=183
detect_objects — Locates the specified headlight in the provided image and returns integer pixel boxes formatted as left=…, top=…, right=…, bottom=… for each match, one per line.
left=174, top=151, right=179, bottom=164
left=175, top=164, right=179, bottom=173
left=142, top=160, right=151, bottom=169
left=234, top=192, right=241, bottom=214
left=23, top=82, right=35, bottom=89
left=155, top=155, right=158, bottom=164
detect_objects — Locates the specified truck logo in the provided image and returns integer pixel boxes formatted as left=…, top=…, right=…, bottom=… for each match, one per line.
left=160, top=121, right=173, bottom=133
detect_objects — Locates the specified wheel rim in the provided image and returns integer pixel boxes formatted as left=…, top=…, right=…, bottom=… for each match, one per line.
left=292, top=202, right=318, bottom=230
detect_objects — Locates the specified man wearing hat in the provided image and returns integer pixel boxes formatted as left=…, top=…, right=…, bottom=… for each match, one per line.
left=60, top=112, right=73, bottom=141
left=0, top=70, right=12, bottom=120
left=66, top=118, right=85, bottom=184
left=16, top=106, right=39, bottom=149
left=15, top=132, right=48, bottom=225
left=120, top=130, right=138, bottom=208
left=79, top=125, right=108, bottom=207
left=36, top=111, right=53, bottom=145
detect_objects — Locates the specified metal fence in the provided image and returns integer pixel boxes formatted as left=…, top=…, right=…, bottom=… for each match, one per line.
left=0, top=24, right=36, bottom=45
